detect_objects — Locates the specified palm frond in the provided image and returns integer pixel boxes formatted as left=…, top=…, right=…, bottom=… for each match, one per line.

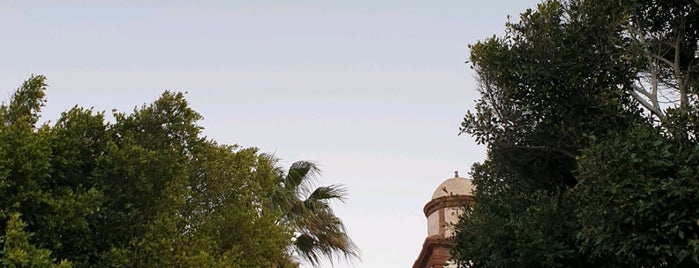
left=293, top=210, right=359, bottom=266
left=307, top=184, right=348, bottom=203
left=273, top=160, right=359, bottom=267
left=285, top=161, right=320, bottom=194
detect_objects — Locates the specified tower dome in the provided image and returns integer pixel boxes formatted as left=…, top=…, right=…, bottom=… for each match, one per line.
left=413, top=171, right=475, bottom=268
left=424, top=171, right=474, bottom=238
left=431, top=171, right=474, bottom=200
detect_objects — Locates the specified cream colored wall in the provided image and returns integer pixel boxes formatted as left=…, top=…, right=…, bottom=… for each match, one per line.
left=427, top=206, right=465, bottom=237
left=427, top=211, right=439, bottom=236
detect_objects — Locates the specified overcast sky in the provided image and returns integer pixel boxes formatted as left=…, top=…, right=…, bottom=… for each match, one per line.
left=1, top=1, right=540, bottom=267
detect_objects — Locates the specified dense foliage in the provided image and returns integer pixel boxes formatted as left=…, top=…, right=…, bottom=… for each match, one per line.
left=0, top=76, right=357, bottom=267
left=455, top=0, right=699, bottom=267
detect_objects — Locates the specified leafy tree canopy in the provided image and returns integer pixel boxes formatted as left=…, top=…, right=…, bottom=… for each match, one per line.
left=0, top=75, right=356, bottom=267
left=455, top=0, right=699, bottom=267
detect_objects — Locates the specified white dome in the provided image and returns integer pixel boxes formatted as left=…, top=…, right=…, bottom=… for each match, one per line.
left=431, top=174, right=474, bottom=199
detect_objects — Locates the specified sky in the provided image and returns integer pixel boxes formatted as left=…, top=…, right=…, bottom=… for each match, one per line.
left=1, top=1, right=540, bottom=267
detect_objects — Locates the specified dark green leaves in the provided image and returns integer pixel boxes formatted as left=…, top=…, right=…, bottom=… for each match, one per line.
left=454, top=0, right=699, bottom=266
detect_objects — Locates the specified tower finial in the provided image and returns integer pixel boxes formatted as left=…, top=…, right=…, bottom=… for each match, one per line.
left=454, top=171, right=459, bottom=177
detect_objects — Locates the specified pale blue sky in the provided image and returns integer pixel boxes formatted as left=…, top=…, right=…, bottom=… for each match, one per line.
left=1, top=1, right=539, bottom=267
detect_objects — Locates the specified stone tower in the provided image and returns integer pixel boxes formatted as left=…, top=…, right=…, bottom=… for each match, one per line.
left=413, top=172, right=474, bottom=268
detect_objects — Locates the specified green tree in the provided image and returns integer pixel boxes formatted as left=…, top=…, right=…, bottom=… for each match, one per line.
left=572, top=124, right=699, bottom=266
left=2, top=212, right=71, bottom=268
left=569, top=1, right=699, bottom=265
left=455, top=0, right=699, bottom=266
left=0, top=76, right=301, bottom=267
left=92, top=91, right=293, bottom=267
left=454, top=0, right=648, bottom=266
left=629, top=0, right=698, bottom=118
left=272, top=160, right=359, bottom=267
left=0, top=75, right=82, bottom=267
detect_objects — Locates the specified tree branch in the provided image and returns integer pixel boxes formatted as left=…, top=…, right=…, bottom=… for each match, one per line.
left=632, top=82, right=652, bottom=98
left=648, top=51, right=677, bottom=67
left=629, top=90, right=665, bottom=120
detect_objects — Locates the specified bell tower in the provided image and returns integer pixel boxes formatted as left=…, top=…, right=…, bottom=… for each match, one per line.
left=413, top=172, right=474, bottom=268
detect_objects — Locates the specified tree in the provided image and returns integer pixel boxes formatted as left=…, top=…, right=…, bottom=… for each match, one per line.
left=0, top=76, right=306, bottom=267
left=629, top=0, right=698, bottom=120
left=272, top=160, right=359, bottom=267
left=0, top=75, right=88, bottom=267
left=2, top=212, right=71, bottom=268
left=572, top=2, right=699, bottom=265
left=572, top=123, right=699, bottom=266
left=453, top=0, right=654, bottom=266
left=100, top=92, right=298, bottom=267
left=455, top=0, right=699, bottom=266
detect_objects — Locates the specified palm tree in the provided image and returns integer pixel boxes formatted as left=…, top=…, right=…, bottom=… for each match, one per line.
left=272, top=160, right=360, bottom=267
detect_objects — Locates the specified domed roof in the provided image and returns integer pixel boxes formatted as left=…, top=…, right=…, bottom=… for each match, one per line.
left=431, top=172, right=474, bottom=199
